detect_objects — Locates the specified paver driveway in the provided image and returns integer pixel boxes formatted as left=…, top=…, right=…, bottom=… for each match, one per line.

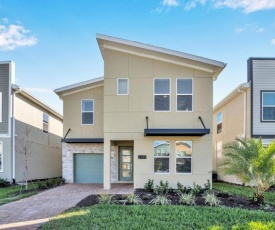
left=0, top=183, right=133, bottom=230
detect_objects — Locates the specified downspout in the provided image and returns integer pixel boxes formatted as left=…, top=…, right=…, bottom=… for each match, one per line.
left=238, top=83, right=249, bottom=139
left=11, top=85, right=21, bottom=183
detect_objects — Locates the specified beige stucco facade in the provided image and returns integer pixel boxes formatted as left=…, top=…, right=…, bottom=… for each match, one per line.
left=0, top=84, right=63, bottom=182
left=212, top=84, right=251, bottom=183
left=56, top=34, right=226, bottom=189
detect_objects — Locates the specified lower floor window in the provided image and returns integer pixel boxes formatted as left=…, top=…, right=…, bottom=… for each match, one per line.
left=0, top=142, right=2, bottom=172
left=154, top=141, right=170, bottom=173
left=176, top=141, right=192, bottom=173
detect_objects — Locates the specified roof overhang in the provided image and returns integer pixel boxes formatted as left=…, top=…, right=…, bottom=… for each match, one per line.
left=61, top=138, right=104, bottom=143
left=54, top=77, right=104, bottom=98
left=96, top=34, right=226, bottom=80
left=144, top=128, right=210, bottom=136
left=12, top=84, right=63, bottom=120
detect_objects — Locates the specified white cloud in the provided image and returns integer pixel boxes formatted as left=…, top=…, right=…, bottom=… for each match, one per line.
left=162, top=0, right=179, bottom=7
left=25, top=88, right=53, bottom=93
left=235, top=24, right=265, bottom=33
left=0, top=23, right=37, bottom=51
left=271, top=38, right=275, bottom=45
left=182, top=0, right=275, bottom=13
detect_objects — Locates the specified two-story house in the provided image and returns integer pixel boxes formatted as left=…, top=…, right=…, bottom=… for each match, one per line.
left=213, top=58, right=275, bottom=183
left=0, top=61, right=63, bottom=183
left=55, top=34, right=226, bottom=189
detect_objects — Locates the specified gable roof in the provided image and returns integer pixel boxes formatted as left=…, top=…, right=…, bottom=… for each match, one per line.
left=12, top=84, right=63, bottom=120
left=54, top=77, right=104, bottom=98
left=213, top=82, right=250, bottom=112
left=96, top=34, right=226, bottom=80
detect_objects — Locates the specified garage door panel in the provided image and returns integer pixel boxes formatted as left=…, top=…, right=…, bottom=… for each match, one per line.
left=74, top=153, right=103, bottom=183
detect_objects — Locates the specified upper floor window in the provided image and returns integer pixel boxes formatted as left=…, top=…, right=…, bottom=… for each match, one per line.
left=154, top=79, right=170, bottom=111
left=217, top=112, right=222, bottom=134
left=117, top=78, right=128, bottom=95
left=262, top=92, right=275, bottom=121
left=177, top=79, right=193, bottom=111
left=43, top=113, right=49, bottom=133
left=154, top=141, right=170, bottom=173
left=82, top=99, right=94, bottom=125
left=176, top=141, right=192, bottom=173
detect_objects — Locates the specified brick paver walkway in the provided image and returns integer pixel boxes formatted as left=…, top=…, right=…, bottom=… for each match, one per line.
left=0, top=183, right=133, bottom=230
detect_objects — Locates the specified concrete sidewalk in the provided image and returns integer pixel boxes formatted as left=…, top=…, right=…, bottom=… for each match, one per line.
left=0, top=183, right=133, bottom=230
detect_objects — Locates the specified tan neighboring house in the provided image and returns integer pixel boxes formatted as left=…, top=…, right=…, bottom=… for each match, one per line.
left=55, top=34, right=226, bottom=189
left=0, top=61, right=63, bottom=183
left=213, top=58, right=275, bottom=183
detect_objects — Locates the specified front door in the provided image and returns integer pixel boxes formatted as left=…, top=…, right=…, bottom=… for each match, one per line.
left=119, top=147, right=133, bottom=181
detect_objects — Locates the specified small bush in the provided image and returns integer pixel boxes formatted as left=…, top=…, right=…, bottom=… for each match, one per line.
left=179, top=193, right=196, bottom=205
left=204, top=180, right=211, bottom=191
left=149, top=195, right=171, bottom=205
left=97, top=194, right=113, bottom=204
left=191, top=182, right=202, bottom=195
left=203, top=192, right=220, bottom=207
left=37, top=181, right=48, bottom=189
left=0, top=178, right=10, bottom=188
left=144, top=179, right=154, bottom=191
left=154, top=180, right=169, bottom=195
left=124, top=193, right=142, bottom=205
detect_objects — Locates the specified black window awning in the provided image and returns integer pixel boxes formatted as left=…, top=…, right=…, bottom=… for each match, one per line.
left=61, top=138, right=104, bottom=143
left=144, top=128, right=210, bottom=136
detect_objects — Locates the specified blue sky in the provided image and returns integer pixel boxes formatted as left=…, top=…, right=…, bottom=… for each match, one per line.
left=1, top=0, right=275, bottom=114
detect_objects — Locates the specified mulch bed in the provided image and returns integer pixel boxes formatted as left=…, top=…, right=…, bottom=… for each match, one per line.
left=76, top=189, right=275, bottom=212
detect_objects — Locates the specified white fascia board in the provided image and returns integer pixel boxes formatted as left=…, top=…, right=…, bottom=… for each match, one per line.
left=12, top=84, right=63, bottom=120
left=96, top=34, right=227, bottom=68
left=54, top=77, right=104, bottom=94
left=213, top=82, right=250, bottom=112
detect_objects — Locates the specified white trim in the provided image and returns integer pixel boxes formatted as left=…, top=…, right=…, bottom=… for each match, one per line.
left=81, top=99, right=94, bottom=125
left=262, top=92, right=275, bottom=121
left=54, top=77, right=104, bottom=94
left=0, top=141, right=3, bottom=172
left=153, top=140, right=170, bottom=174
left=0, top=92, right=2, bottom=123
left=175, top=141, right=192, bottom=174
left=176, top=78, right=193, bottom=112
left=96, top=34, right=226, bottom=68
left=60, top=84, right=104, bottom=97
left=153, top=78, right=171, bottom=112
left=117, top=78, right=129, bottom=95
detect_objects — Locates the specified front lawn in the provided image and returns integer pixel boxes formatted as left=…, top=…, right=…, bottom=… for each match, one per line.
left=0, top=183, right=38, bottom=205
left=213, top=182, right=275, bottom=206
left=43, top=205, right=275, bottom=230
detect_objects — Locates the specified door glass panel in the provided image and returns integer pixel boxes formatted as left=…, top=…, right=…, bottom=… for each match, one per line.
left=123, top=156, right=130, bottom=162
left=123, top=171, right=130, bottom=177
left=122, top=163, right=130, bottom=170
left=122, top=150, right=130, bottom=155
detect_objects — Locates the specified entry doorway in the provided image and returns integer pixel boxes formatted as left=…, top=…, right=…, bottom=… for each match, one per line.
left=118, top=146, right=133, bottom=181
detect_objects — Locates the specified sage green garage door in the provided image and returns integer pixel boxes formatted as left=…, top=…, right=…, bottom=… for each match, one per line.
left=74, top=153, right=103, bottom=183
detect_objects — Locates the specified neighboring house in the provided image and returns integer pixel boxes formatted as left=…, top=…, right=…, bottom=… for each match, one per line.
left=0, top=61, right=63, bottom=183
left=55, top=34, right=226, bottom=189
left=213, top=57, right=275, bottom=183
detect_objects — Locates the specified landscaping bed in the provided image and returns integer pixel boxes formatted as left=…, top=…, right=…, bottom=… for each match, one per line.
left=76, top=181, right=275, bottom=212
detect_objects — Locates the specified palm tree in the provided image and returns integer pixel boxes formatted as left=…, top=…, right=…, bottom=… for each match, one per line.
left=218, top=137, right=275, bottom=204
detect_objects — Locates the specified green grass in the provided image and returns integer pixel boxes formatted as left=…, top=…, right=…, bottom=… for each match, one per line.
left=213, top=182, right=275, bottom=205
left=42, top=205, right=275, bottom=230
left=0, top=183, right=38, bottom=205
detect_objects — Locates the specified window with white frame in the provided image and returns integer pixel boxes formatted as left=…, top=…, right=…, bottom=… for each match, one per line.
left=154, top=141, right=170, bottom=173
left=154, top=79, right=170, bottom=111
left=177, top=79, right=193, bottom=111
left=0, top=142, right=3, bottom=172
left=117, top=78, right=128, bottom=95
left=176, top=141, right=192, bottom=173
left=82, top=100, right=94, bottom=125
left=217, top=112, right=222, bottom=134
left=262, top=92, right=275, bottom=121
left=43, top=113, right=49, bottom=133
